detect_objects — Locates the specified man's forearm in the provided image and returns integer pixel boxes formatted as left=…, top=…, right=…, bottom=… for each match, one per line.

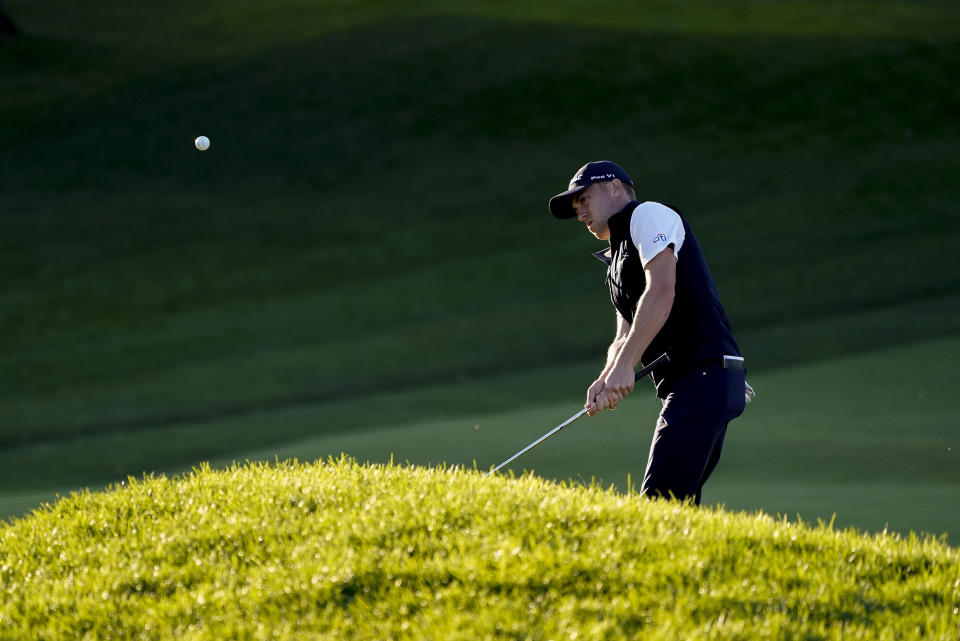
left=612, top=286, right=673, bottom=371
left=601, top=336, right=628, bottom=377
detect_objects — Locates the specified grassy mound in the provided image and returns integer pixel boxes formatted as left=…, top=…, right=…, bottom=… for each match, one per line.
left=2, top=459, right=957, bottom=640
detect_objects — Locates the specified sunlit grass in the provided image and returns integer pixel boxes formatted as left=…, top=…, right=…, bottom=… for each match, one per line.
left=2, top=458, right=957, bottom=640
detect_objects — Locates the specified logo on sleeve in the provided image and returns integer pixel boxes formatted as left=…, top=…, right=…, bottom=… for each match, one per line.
left=652, top=233, right=668, bottom=243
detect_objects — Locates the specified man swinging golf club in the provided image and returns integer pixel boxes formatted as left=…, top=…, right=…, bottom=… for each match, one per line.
left=549, top=160, right=752, bottom=504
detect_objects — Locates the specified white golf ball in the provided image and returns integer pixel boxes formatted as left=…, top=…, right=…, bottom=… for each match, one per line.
left=194, top=136, right=210, bottom=151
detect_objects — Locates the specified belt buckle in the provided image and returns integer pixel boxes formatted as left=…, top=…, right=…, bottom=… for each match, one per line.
left=723, top=355, right=744, bottom=370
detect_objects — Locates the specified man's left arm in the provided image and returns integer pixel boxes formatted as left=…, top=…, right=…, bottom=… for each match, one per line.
left=595, top=248, right=676, bottom=411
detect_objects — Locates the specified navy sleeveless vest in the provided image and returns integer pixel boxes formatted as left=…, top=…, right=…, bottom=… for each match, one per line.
left=597, top=201, right=740, bottom=398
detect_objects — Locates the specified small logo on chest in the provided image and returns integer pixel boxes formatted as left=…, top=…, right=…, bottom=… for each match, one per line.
left=653, top=233, right=668, bottom=243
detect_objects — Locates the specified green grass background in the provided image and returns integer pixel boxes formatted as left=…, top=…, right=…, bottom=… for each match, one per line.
left=2, top=1, right=959, bottom=536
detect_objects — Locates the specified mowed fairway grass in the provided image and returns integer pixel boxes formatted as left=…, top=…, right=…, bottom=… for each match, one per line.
left=3, top=337, right=957, bottom=540
left=222, top=336, right=960, bottom=538
left=2, top=0, right=959, bottom=544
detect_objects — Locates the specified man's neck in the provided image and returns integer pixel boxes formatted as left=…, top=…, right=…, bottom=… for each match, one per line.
left=605, top=200, right=639, bottom=241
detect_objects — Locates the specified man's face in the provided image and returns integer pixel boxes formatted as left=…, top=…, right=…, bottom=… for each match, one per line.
left=572, top=181, right=618, bottom=240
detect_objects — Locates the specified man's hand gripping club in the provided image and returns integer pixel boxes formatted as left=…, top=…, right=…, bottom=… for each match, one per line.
left=586, top=362, right=636, bottom=415
left=586, top=354, right=670, bottom=416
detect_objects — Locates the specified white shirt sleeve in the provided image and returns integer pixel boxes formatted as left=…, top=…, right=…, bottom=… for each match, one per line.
left=629, top=202, right=685, bottom=267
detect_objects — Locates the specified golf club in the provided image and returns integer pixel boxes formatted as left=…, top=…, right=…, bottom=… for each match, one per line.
left=486, top=352, right=670, bottom=476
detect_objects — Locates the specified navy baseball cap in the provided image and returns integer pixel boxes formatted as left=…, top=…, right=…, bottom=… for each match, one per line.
left=548, top=160, right=634, bottom=219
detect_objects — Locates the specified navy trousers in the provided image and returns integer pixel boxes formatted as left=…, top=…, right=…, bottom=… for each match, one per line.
left=640, top=363, right=746, bottom=505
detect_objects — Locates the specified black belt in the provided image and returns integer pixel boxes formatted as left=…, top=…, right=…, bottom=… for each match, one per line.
left=670, top=355, right=746, bottom=373
left=688, top=355, right=745, bottom=370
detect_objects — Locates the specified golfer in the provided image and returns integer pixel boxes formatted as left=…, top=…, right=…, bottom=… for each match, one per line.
left=549, top=160, right=751, bottom=504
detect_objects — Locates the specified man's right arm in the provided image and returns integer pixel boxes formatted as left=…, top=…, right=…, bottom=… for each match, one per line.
left=585, top=314, right=631, bottom=416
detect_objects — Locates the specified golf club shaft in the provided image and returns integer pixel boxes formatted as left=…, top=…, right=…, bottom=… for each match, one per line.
left=486, top=352, right=669, bottom=476
left=486, top=408, right=589, bottom=476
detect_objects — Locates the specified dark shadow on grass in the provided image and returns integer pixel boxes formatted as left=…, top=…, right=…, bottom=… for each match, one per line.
left=1, top=15, right=958, bottom=460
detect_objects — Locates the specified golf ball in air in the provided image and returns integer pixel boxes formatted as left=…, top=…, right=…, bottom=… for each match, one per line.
left=194, top=136, right=210, bottom=151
